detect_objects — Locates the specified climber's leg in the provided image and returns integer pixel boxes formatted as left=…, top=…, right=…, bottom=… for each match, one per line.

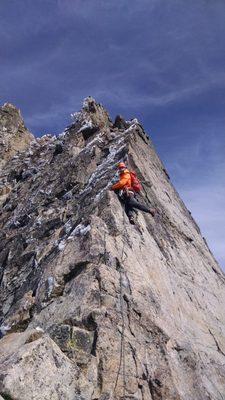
left=124, top=200, right=133, bottom=218
left=124, top=197, right=136, bottom=224
left=128, top=196, right=150, bottom=213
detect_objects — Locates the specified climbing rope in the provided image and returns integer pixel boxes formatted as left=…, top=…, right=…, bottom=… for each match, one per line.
left=113, top=210, right=127, bottom=399
left=100, top=220, right=127, bottom=399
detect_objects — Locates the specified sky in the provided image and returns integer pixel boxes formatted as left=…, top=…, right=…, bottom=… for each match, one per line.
left=0, top=0, right=224, bottom=268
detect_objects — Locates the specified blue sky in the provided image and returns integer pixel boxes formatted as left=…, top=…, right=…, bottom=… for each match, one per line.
left=0, top=0, right=224, bottom=267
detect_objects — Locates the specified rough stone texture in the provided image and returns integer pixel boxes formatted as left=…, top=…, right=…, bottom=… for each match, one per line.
left=0, top=331, right=92, bottom=400
left=0, top=103, right=34, bottom=168
left=0, top=97, right=225, bottom=400
left=0, top=103, right=34, bottom=208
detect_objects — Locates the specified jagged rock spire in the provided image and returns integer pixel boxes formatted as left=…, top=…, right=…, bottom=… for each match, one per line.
left=0, top=103, right=34, bottom=171
left=70, top=96, right=113, bottom=140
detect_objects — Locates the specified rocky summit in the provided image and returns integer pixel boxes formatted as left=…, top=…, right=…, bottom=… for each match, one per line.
left=0, top=97, right=225, bottom=400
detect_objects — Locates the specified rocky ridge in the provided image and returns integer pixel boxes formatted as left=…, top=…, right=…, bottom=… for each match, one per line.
left=0, top=97, right=225, bottom=400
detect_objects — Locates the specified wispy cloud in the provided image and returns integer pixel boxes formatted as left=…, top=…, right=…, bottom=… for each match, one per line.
left=91, top=75, right=225, bottom=109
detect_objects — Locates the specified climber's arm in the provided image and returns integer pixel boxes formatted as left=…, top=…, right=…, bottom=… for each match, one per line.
left=111, top=175, right=130, bottom=190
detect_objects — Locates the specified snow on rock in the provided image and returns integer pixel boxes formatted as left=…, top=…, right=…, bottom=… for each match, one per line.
left=82, top=96, right=96, bottom=110
left=84, top=133, right=104, bottom=149
left=0, top=325, right=11, bottom=338
left=70, top=111, right=82, bottom=123
left=46, top=276, right=55, bottom=299
left=131, top=118, right=139, bottom=124
left=68, top=223, right=91, bottom=238
left=58, top=129, right=69, bottom=139
left=58, top=240, right=66, bottom=251
left=81, top=135, right=126, bottom=197
left=78, top=120, right=93, bottom=133
left=64, top=220, right=73, bottom=234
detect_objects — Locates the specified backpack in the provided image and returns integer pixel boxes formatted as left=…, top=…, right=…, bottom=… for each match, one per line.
left=130, top=171, right=142, bottom=192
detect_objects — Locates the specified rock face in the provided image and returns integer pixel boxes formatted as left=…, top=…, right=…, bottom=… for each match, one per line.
left=0, top=97, right=225, bottom=400
left=0, top=103, right=34, bottom=206
left=0, top=103, right=34, bottom=169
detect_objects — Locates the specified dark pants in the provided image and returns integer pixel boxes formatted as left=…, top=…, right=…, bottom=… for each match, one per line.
left=120, top=192, right=150, bottom=220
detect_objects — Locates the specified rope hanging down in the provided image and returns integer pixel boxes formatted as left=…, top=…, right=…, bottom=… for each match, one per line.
left=113, top=210, right=128, bottom=398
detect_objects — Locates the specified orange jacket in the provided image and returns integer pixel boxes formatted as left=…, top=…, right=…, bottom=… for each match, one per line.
left=111, top=169, right=132, bottom=190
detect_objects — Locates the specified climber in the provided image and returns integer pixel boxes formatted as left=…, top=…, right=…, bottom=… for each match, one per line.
left=111, top=162, right=155, bottom=224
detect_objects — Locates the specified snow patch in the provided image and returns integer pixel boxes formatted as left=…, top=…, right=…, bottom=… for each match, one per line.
left=80, top=135, right=126, bottom=198
left=123, top=123, right=137, bottom=134
left=35, top=326, right=44, bottom=333
left=58, top=130, right=68, bottom=139
left=85, top=133, right=103, bottom=148
left=71, top=111, right=82, bottom=123
left=58, top=240, right=66, bottom=251
left=35, top=217, right=42, bottom=226
left=64, top=220, right=73, bottom=234
left=0, top=324, right=11, bottom=338
left=47, top=276, right=55, bottom=299
left=82, top=96, right=95, bottom=110
left=131, top=118, right=139, bottom=124
left=68, top=223, right=91, bottom=239
left=78, top=120, right=93, bottom=133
